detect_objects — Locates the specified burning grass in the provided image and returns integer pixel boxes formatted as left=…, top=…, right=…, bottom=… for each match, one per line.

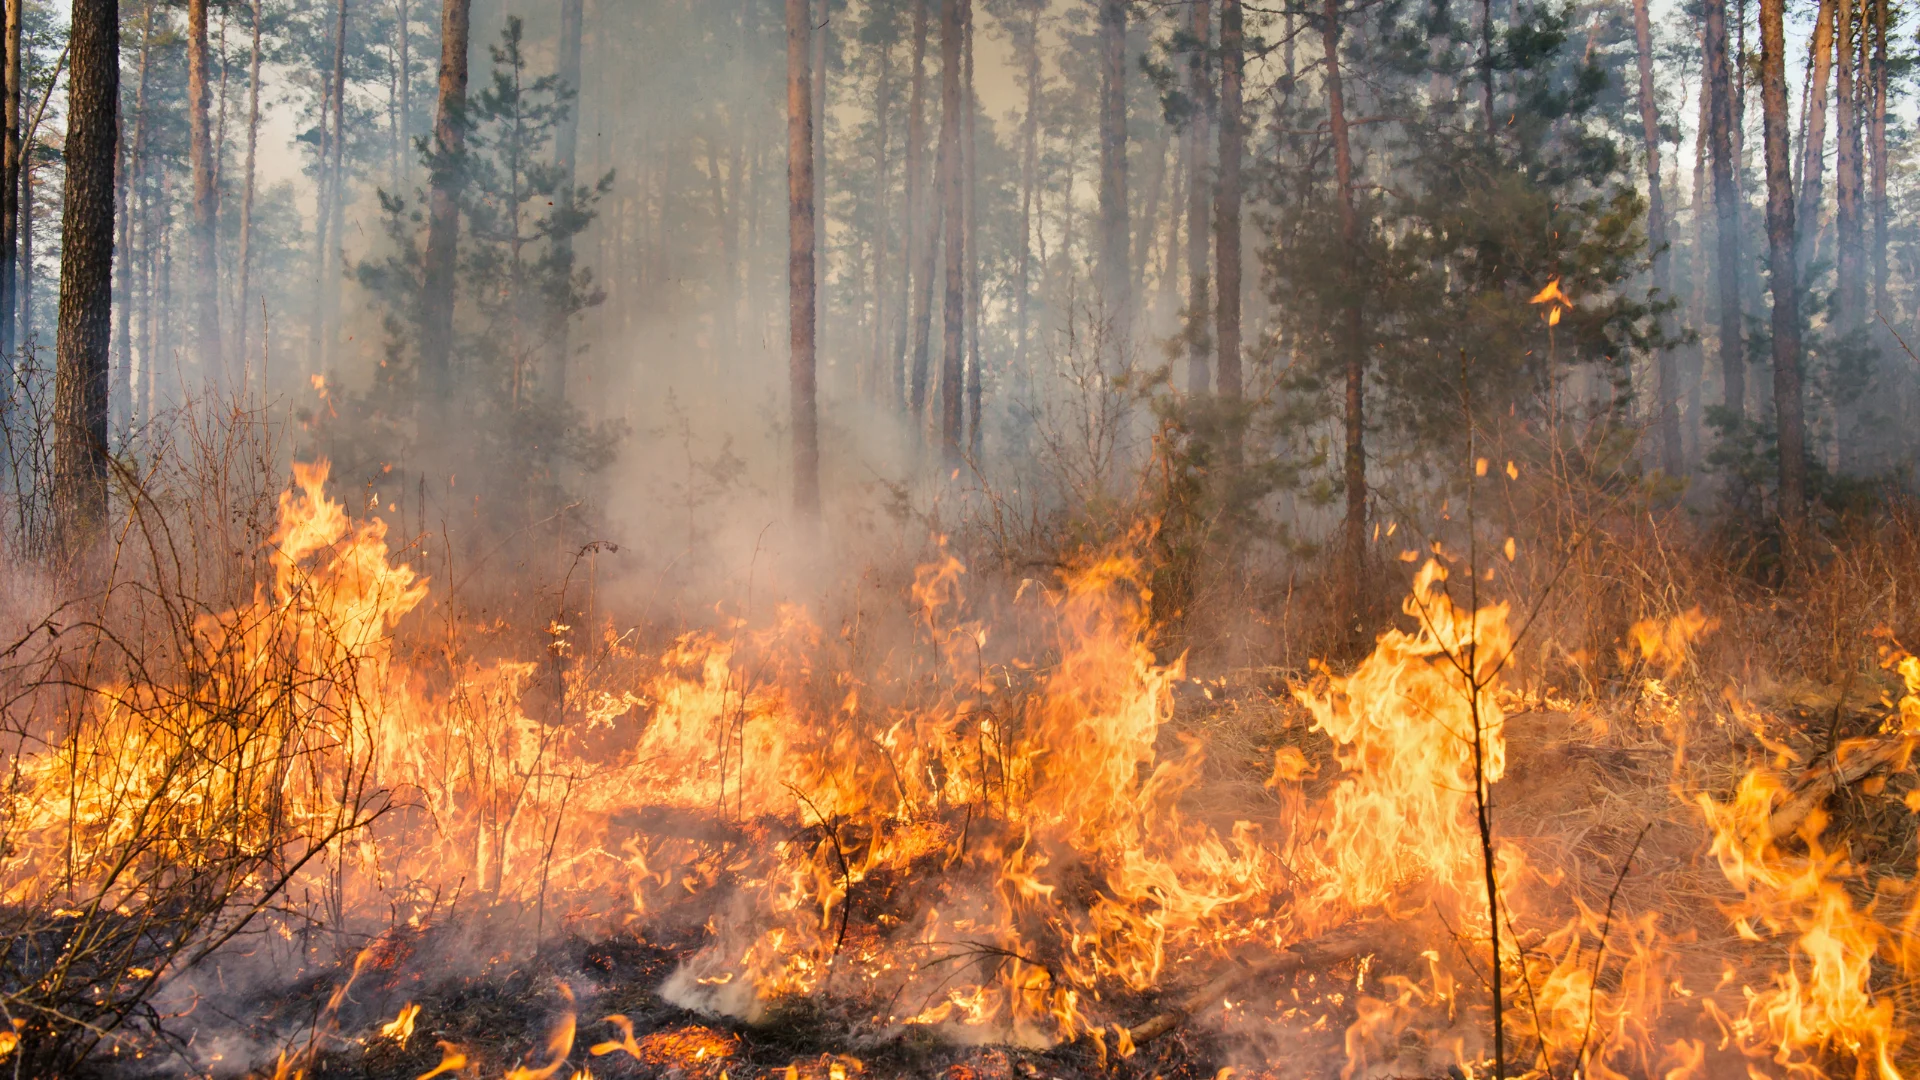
left=4, top=455, right=1920, bottom=1079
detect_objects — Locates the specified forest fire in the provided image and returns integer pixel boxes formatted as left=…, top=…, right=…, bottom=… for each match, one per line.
left=3, top=0, right=1920, bottom=1068
left=4, top=464, right=1919, bottom=1078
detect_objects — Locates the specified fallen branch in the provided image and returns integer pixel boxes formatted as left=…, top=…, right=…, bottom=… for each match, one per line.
left=1766, top=733, right=1917, bottom=842
left=1127, top=930, right=1368, bottom=1047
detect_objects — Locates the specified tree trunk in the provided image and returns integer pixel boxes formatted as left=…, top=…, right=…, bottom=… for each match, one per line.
left=113, top=104, right=130, bottom=426
left=549, top=0, right=583, bottom=404
left=1868, top=0, right=1887, bottom=322
left=1704, top=0, right=1744, bottom=419
left=1797, top=0, right=1834, bottom=273
left=1325, top=0, right=1367, bottom=626
left=938, top=0, right=965, bottom=464
left=188, top=0, right=223, bottom=382
left=322, top=0, right=348, bottom=373
left=963, top=0, right=981, bottom=458
left=867, top=32, right=894, bottom=404
left=1834, top=0, right=1863, bottom=344
left=1184, top=0, right=1212, bottom=395
left=1688, top=59, right=1709, bottom=460
left=1632, top=0, right=1680, bottom=475
left=787, top=0, right=820, bottom=514
left=307, top=18, right=334, bottom=377
left=238, top=0, right=261, bottom=385
left=812, top=0, right=827, bottom=387
left=1, top=0, right=20, bottom=368
left=127, top=4, right=156, bottom=427
left=419, top=0, right=472, bottom=417
left=1013, top=5, right=1039, bottom=390
left=899, top=0, right=931, bottom=414
left=1097, top=0, right=1129, bottom=357
left=397, top=0, right=410, bottom=175
left=1760, top=0, right=1807, bottom=546
left=1216, top=0, right=1243, bottom=410
left=53, top=0, right=119, bottom=550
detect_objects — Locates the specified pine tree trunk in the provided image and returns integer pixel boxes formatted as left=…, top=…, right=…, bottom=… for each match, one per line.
left=1688, top=60, right=1709, bottom=459
left=322, top=0, right=348, bottom=372
left=1132, top=127, right=1165, bottom=322
left=1760, top=0, right=1807, bottom=545
left=787, top=0, right=820, bottom=514
left=1704, top=0, right=1744, bottom=418
left=306, top=33, right=333, bottom=376
left=937, top=0, right=965, bottom=464
left=1013, top=5, right=1039, bottom=390
left=1632, top=0, right=1680, bottom=475
left=1216, top=0, right=1243, bottom=410
left=812, top=0, right=827, bottom=385
left=1184, top=0, right=1212, bottom=395
left=113, top=105, right=130, bottom=426
left=1097, top=0, right=1129, bottom=357
left=1325, top=0, right=1367, bottom=626
left=419, top=0, right=472, bottom=416
left=963, top=0, right=981, bottom=458
left=867, top=36, right=894, bottom=405
left=1869, top=0, right=1887, bottom=321
left=1834, top=0, right=1863, bottom=345
left=238, top=0, right=261, bottom=384
left=188, top=0, right=223, bottom=382
left=128, top=5, right=156, bottom=427
left=899, top=0, right=931, bottom=414
left=1, top=0, right=20, bottom=368
left=397, top=0, right=410, bottom=167
left=549, top=0, right=584, bottom=405
left=52, top=0, right=120, bottom=550
left=1797, top=0, right=1835, bottom=272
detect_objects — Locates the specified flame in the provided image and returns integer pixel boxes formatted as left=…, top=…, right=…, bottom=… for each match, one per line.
left=1620, top=607, right=1719, bottom=679
left=416, top=1042, right=467, bottom=1080
left=1698, top=770, right=1903, bottom=1077
left=379, top=1003, right=420, bottom=1048
left=1291, top=560, right=1512, bottom=922
left=12, top=462, right=1920, bottom=1076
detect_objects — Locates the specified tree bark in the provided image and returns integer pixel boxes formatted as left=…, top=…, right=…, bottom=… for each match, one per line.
left=1216, top=0, right=1243, bottom=410
left=1760, top=0, right=1807, bottom=547
left=127, top=2, right=156, bottom=427
left=787, top=0, right=820, bottom=514
left=812, top=0, right=827, bottom=385
left=1704, top=0, right=1744, bottom=418
left=188, top=0, right=223, bottom=382
left=963, top=0, right=981, bottom=458
left=53, top=0, right=120, bottom=550
left=1097, top=0, right=1129, bottom=357
left=902, top=0, right=934, bottom=416
left=419, top=0, right=472, bottom=417
left=938, top=0, right=965, bottom=464
left=238, top=0, right=262, bottom=385
left=1013, top=3, right=1039, bottom=390
left=307, top=10, right=336, bottom=376
left=1, top=0, right=20, bottom=368
left=1184, top=0, right=1212, bottom=395
left=1797, top=0, right=1835, bottom=273
left=1632, top=0, right=1680, bottom=475
left=1834, top=0, right=1863, bottom=343
left=113, top=103, right=129, bottom=426
left=1325, top=0, right=1367, bottom=626
left=322, top=0, right=348, bottom=373
left=867, top=28, right=894, bottom=404
left=549, top=0, right=584, bottom=405
left=1868, top=0, right=1887, bottom=323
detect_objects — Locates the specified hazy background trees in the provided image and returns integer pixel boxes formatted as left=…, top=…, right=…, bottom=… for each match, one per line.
left=0, top=0, right=1913, bottom=596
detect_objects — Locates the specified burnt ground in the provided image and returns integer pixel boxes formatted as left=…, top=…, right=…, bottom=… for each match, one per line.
left=129, top=918, right=1415, bottom=1080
